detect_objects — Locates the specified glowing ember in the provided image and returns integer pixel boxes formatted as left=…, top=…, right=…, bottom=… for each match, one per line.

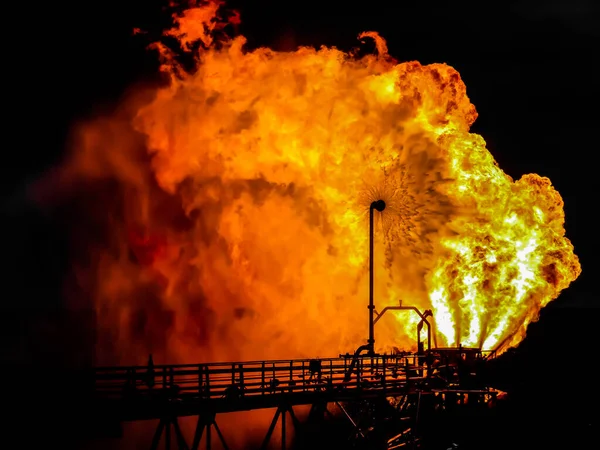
left=63, top=0, right=580, bottom=364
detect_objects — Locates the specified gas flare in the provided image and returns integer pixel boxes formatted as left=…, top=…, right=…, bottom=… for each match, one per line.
left=62, top=0, right=580, bottom=364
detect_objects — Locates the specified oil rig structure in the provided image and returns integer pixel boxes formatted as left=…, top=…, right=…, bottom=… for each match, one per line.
left=87, top=201, right=502, bottom=449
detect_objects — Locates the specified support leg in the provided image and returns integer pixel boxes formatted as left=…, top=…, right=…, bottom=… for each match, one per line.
left=212, top=420, right=230, bottom=450
left=286, top=405, right=305, bottom=447
left=150, top=419, right=166, bottom=450
left=281, top=408, right=286, bottom=450
left=206, top=422, right=212, bottom=450
left=165, top=420, right=171, bottom=450
left=150, top=417, right=190, bottom=450
left=191, top=414, right=229, bottom=450
left=260, top=404, right=305, bottom=450
left=286, top=406, right=302, bottom=431
left=335, top=402, right=365, bottom=438
left=173, top=418, right=190, bottom=450
left=191, top=417, right=205, bottom=450
left=260, top=408, right=282, bottom=450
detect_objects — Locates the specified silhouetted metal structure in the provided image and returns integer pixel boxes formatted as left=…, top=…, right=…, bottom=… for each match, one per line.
left=90, top=348, right=499, bottom=450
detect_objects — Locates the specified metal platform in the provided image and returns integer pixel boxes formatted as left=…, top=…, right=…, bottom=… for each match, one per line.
left=93, top=352, right=496, bottom=416
left=88, top=349, right=500, bottom=450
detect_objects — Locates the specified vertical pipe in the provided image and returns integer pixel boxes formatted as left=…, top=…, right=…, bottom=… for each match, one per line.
left=427, top=322, right=431, bottom=352
left=368, top=204, right=375, bottom=354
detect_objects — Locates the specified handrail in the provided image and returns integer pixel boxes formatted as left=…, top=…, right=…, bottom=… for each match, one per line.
left=92, top=354, right=427, bottom=401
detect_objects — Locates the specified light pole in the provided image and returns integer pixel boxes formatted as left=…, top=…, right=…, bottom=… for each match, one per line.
left=343, top=199, right=434, bottom=382
left=368, top=200, right=386, bottom=355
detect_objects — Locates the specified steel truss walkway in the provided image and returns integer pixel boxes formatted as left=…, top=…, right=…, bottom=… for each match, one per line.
left=90, top=349, right=499, bottom=450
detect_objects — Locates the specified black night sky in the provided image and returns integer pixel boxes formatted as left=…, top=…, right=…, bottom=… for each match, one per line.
left=3, top=0, right=599, bottom=448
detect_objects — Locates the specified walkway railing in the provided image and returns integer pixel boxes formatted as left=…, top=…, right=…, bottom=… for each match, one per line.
left=94, top=354, right=427, bottom=401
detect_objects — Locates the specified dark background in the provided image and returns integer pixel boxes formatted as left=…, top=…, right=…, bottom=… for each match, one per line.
left=2, top=0, right=599, bottom=448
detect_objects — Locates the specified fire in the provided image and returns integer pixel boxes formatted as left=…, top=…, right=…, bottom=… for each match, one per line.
left=61, top=0, right=580, bottom=364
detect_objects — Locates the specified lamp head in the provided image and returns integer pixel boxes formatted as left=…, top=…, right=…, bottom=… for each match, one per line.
left=372, top=200, right=386, bottom=212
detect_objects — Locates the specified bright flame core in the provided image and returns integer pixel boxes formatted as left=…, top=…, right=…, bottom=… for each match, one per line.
left=64, top=1, right=580, bottom=364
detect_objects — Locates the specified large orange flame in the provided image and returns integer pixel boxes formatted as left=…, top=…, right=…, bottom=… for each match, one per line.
left=63, top=0, right=580, bottom=365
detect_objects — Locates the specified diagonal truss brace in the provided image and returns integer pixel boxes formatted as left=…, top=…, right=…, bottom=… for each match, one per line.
left=260, top=403, right=302, bottom=450
left=150, top=416, right=191, bottom=450
left=191, top=412, right=229, bottom=450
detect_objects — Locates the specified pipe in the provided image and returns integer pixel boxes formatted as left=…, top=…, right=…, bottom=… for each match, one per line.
left=374, top=306, right=432, bottom=351
left=344, top=304, right=430, bottom=382
left=343, top=344, right=371, bottom=382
